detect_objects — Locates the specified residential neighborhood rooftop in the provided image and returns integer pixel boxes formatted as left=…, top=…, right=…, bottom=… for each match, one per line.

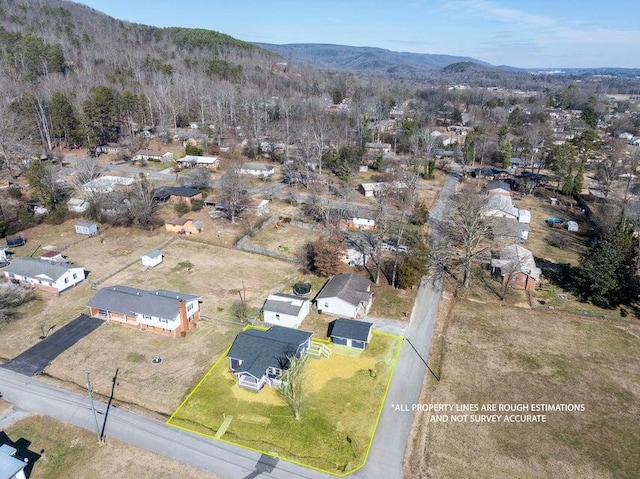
left=316, top=273, right=372, bottom=306
left=329, top=318, right=373, bottom=342
left=87, top=285, right=200, bottom=320
left=3, top=258, right=82, bottom=282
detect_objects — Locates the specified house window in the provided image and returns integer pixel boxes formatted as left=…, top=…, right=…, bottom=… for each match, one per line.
left=275, top=314, right=280, bottom=319
left=64, top=278, right=69, bottom=284
left=324, top=302, right=328, bottom=308
left=143, top=314, right=151, bottom=320
left=72, top=273, right=77, bottom=279
left=159, top=318, right=168, bottom=323
left=187, top=304, right=193, bottom=312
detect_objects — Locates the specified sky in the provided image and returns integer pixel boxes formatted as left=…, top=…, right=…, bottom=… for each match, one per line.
left=77, top=0, right=640, bottom=69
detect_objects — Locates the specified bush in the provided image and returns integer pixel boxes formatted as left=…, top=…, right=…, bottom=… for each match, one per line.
left=547, top=231, right=568, bottom=249
left=185, top=144, right=203, bottom=156
left=173, top=202, right=190, bottom=217
left=191, top=199, right=204, bottom=212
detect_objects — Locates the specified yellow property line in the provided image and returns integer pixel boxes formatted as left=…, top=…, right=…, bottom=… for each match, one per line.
left=166, top=328, right=404, bottom=476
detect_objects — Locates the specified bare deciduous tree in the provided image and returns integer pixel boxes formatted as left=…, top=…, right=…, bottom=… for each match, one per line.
left=219, top=169, right=249, bottom=223
left=431, top=187, right=490, bottom=289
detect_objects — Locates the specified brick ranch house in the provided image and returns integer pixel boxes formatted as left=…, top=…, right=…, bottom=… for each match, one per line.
left=87, top=285, right=201, bottom=337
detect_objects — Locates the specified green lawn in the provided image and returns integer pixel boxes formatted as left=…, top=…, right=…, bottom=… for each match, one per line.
left=168, top=331, right=402, bottom=474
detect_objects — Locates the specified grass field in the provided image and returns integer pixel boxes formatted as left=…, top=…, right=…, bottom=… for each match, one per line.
left=2, top=415, right=220, bottom=479
left=244, top=222, right=317, bottom=259
left=168, top=331, right=402, bottom=474
left=406, top=299, right=640, bottom=479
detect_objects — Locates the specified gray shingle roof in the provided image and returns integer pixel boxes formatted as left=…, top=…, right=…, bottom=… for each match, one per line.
left=491, top=244, right=541, bottom=281
left=3, top=258, right=82, bottom=282
left=0, top=445, right=26, bottom=479
left=262, top=293, right=308, bottom=316
left=87, top=285, right=199, bottom=320
left=316, top=273, right=372, bottom=307
left=228, top=326, right=312, bottom=379
left=330, top=318, right=372, bottom=342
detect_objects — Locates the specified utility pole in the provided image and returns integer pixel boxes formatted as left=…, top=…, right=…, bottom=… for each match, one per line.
left=85, top=371, right=102, bottom=444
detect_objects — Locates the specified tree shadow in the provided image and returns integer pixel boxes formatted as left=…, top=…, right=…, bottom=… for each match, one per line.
left=0, top=432, right=42, bottom=478
left=534, top=257, right=578, bottom=292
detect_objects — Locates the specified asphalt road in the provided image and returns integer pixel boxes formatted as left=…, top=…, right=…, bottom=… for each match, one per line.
left=353, top=171, right=458, bottom=479
left=2, top=314, right=103, bottom=376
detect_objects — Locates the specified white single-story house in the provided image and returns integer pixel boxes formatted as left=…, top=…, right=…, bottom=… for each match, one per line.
left=329, top=318, right=373, bottom=349
left=518, top=209, right=531, bottom=224
left=75, top=222, right=98, bottom=235
left=87, top=285, right=200, bottom=337
left=3, top=258, right=85, bottom=293
left=133, top=149, right=174, bottom=162
left=262, top=293, right=310, bottom=329
left=176, top=155, right=220, bottom=169
left=315, top=273, right=373, bottom=318
left=141, top=249, right=163, bottom=268
left=236, top=162, right=275, bottom=177
left=82, top=175, right=136, bottom=193
left=227, top=326, right=312, bottom=391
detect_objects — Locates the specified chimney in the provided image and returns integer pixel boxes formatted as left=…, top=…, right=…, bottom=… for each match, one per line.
left=178, top=300, right=189, bottom=334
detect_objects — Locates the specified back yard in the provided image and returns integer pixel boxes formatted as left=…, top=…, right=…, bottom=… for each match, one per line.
left=168, top=331, right=402, bottom=474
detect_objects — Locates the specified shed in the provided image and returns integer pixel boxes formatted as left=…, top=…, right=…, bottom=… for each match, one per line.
left=75, top=222, right=98, bottom=236
left=141, top=249, right=163, bottom=268
left=518, top=209, right=531, bottom=224
left=329, top=318, right=373, bottom=349
left=567, top=221, right=579, bottom=232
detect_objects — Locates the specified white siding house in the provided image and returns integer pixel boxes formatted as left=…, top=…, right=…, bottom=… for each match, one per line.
left=75, top=222, right=98, bottom=235
left=262, top=293, right=310, bottom=329
left=315, top=273, right=373, bottom=318
left=3, top=258, right=85, bottom=293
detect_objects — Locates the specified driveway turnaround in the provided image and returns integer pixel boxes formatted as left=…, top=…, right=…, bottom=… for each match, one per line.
left=2, top=314, right=103, bottom=376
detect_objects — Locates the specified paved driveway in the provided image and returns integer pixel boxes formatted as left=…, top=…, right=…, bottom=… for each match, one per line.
left=2, top=314, right=103, bottom=376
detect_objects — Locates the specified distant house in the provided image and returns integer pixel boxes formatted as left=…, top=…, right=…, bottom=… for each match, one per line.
left=509, top=158, right=523, bottom=169
left=483, top=195, right=519, bottom=220
left=485, top=180, right=511, bottom=196
left=3, top=258, right=85, bottom=293
left=141, top=249, right=163, bottom=268
left=491, top=244, right=541, bottom=291
left=67, top=198, right=88, bottom=213
left=82, top=175, right=136, bottom=193
left=364, top=142, right=392, bottom=154
left=87, top=285, right=200, bottom=337
left=227, top=326, right=312, bottom=391
left=75, top=222, right=98, bottom=236
left=176, top=155, right=220, bottom=170
left=39, top=251, right=67, bottom=263
left=165, top=218, right=204, bottom=235
left=315, top=273, right=373, bottom=318
left=97, top=143, right=127, bottom=154
left=349, top=208, right=377, bottom=230
left=329, top=318, right=373, bottom=349
left=133, top=149, right=174, bottom=162
left=236, top=162, right=275, bottom=177
left=358, top=182, right=407, bottom=198
left=154, top=186, right=203, bottom=204
left=489, top=217, right=529, bottom=244
left=0, top=444, right=27, bottom=479
left=245, top=198, right=270, bottom=216
left=262, top=293, right=310, bottom=329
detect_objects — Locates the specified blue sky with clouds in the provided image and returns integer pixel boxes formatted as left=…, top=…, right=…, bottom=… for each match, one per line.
left=78, top=0, right=639, bottom=68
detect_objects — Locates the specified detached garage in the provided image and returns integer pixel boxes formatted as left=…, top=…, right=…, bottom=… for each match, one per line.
left=329, top=318, right=373, bottom=349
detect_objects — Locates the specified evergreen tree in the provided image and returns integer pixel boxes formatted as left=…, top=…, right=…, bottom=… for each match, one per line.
left=575, top=221, right=639, bottom=308
left=501, top=138, right=512, bottom=169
